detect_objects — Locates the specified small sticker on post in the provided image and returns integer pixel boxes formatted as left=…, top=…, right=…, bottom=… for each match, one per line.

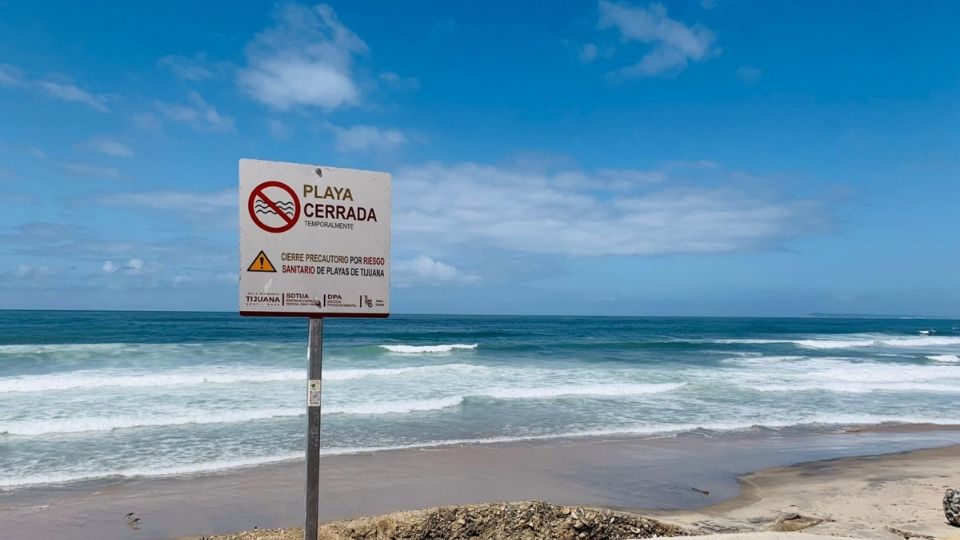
left=307, top=379, right=322, bottom=407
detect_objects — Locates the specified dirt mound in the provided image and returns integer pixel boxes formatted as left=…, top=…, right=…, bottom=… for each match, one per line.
left=199, top=500, right=690, bottom=540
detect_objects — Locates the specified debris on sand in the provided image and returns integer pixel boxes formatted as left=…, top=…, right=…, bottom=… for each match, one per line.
left=196, top=500, right=690, bottom=540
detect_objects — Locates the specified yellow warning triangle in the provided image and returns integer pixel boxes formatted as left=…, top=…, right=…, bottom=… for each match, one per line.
left=247, top=250, right=277, bottom=272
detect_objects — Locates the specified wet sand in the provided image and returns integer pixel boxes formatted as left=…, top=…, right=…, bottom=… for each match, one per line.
left=2, top=427, right=960, bottom=540
left=659, top=444, right=960, bottom=540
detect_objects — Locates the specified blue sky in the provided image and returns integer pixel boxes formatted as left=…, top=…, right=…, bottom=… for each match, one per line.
left=0, top=0, right=958, bottom=316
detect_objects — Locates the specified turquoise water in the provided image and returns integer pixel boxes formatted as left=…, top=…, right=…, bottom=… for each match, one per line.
left=1, top=311, right=959, bottom=489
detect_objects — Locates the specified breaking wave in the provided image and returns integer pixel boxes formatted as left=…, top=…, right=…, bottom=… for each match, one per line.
left=2, top=383, right=690, bottom=436
left=380, top=343, right=478, bottom=353
left=718, top=335, right=960, bottom=349
left=2, top=408, right=304, bottom=436
left=5, top=415, right=959, bottom=489
left=0, top=368, right=305, bottom=393
left=324, top=363, right=483, bottom=380
left=482, top=383, right=685, bottom=399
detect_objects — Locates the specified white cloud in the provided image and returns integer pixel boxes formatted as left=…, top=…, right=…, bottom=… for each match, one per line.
left=266, top=118, right=288, bottom=141
left=0, top=191, right=38, bottom=205
left=737, top=65, right=763, bottom=85
left=158, top=55, right=214, bottom=81
left=132, top=111, right=163, bottom=131
left=1, top=222, right=136, bottom=260
left=379, top=71, right=420, bottom=91
left=2, top=264, right=58, bottom=288
left=86, top=138, right=134, bottom=157
left=35, top=79, right=109, bottom=111
left=12, top=264, right=55, bottom=279
left=393, top=162, right=831, bottom=257
left=62, top=162, right=126, bottom=179
left=101, top=258, right=156, bottom=276
left=0, top=63, right=24, bottom=86
left=0, top=64, right=110, bottom=111
left=237, top=3, right=367, bottom=110
left=328, top=124, right=408, bottom=153
left=599, top=0, right=717, bottom=77
left=98, top=189, right=236, bottom=214
left=394, top=256, right=480, bottom=286
left=155, top=92, right=234, bottom=132
left=579, top=43, right=600, bottom=63
left=172, top=272, right=238, bottom=286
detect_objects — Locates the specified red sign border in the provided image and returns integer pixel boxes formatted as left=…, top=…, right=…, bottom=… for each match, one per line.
left=248, top=180, right=301, bottom=233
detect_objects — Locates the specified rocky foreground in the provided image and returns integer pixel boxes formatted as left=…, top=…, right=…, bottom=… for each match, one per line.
left=196, top=500, right=689, bottom=540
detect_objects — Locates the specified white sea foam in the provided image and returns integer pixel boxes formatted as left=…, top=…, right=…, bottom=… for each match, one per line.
left=803, top=336, right=960, bottom=349
left=0, top=368, right=306, bottom=393
left=720, top=355, right=810, bottom=365
left=0, top=452, right=305, bottom=489
left=928, top=354, right=960, bottom=363
left=0, top=363, right=489, bottom=393
left=482, top=383, right=685, bottom=399
left=326, top=396, right=464, bottom=415
left=0, top=343, right=131, bottom=354
left=324, top=363, right=482, bottom=380
left=749, top=382, right=960, bottom=394
left=717, top=335, right=960, bottom=349
left=2, top=408, right=304, bottom=436
left=725, top=355, right=960, bottom=393
left=5, top=414, right=957, bottom=489
left=379, top=343, right=478, bottom=353
left=3, top=397, right=470, bottom=435
left=2, top=383, right=688, bottom=436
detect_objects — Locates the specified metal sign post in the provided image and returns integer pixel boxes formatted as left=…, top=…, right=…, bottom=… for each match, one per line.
left=238, top=159, right=391, bottom=540
left=305, top=317, right=323, bottom=540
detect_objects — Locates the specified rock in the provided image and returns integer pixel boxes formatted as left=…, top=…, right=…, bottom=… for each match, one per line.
left=946, top=488, right=960, bottom=527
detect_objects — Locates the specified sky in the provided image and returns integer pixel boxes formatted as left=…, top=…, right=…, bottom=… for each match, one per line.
left=0, top=0, right=958, bottom=316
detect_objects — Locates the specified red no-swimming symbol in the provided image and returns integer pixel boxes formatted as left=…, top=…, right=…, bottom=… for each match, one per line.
left=248, top=181, right=301, bottom=233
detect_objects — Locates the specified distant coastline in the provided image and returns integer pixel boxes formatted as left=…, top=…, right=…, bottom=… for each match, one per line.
left=807, top=312, right=958, bottom=320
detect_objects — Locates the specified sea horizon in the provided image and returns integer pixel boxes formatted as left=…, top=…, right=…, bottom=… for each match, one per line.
left=2, top=308, right=958, bottom=320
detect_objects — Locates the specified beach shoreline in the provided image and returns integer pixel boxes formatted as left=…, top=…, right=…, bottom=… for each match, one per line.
left=3, top=425, right=960, bottom=540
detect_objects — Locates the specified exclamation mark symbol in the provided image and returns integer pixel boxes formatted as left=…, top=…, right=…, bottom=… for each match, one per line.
left=247, top=250, right=275, bottom=273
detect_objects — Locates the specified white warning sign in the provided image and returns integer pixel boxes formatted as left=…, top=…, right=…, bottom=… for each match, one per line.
left=239, top=159, right=391, bottom=317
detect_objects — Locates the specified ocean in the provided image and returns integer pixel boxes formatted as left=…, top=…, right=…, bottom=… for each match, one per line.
left=1, top=311, right=959, bottom=490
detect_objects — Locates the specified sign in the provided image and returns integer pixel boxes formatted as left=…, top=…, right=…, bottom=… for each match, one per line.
left=307, top=379, right=322, bottom=407
left=239, top=159, right=391, bottom=317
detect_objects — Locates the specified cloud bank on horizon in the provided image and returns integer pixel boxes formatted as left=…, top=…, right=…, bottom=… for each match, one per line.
left=0, top=1, right=957, bottom=316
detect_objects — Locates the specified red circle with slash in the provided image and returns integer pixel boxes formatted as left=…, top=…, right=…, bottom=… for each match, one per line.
left=248, top=181, right=301, bottom=233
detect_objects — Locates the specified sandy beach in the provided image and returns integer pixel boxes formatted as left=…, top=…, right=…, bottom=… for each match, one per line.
left=659, top=444, right=960, bottom=540
left=189, top=441, right=960, bottom=540
left=2, top=427, right=960, bottom=540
